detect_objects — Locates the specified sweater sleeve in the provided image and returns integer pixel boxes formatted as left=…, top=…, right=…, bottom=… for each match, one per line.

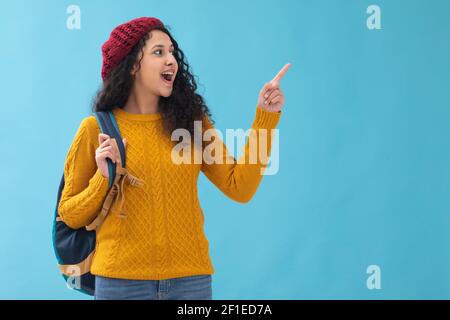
left=201, top=106, right=281, bottom=203
left=58, top=116, right=110, bottom=229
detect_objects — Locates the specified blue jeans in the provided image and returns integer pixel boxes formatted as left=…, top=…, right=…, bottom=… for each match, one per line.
left=94, top=274, right=213, bottom=300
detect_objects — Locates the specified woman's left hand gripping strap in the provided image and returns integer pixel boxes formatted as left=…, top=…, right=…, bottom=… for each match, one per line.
left=85, top=140, right=145, bottom=231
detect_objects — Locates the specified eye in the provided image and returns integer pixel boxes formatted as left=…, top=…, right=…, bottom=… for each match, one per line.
left=154, top=49, right=175, bottom=57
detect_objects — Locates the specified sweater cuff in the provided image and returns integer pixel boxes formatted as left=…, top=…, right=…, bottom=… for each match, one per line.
left=252, top=106, right=282, bottom=129
left=89, top=168, right=110, bottom=194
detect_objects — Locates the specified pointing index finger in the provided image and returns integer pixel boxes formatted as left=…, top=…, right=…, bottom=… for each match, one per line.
left=271, top=63, right=292, bottom=84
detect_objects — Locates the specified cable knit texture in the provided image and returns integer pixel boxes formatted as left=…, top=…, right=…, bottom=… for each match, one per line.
left=58, top=106, right=281, bottom=280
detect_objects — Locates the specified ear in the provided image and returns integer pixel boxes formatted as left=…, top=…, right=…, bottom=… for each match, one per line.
left=122, top=138, right=127, bottom=149
left=130, top=50, right=143, bottom=77
left=130, top=62, right=138, bottom=78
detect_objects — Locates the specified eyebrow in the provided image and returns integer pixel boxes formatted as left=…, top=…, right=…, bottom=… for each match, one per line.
left=151, top=44, right=174, bottom=49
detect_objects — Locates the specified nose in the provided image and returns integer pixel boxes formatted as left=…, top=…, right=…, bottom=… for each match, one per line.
left=166, top=55, right=177, bottom=68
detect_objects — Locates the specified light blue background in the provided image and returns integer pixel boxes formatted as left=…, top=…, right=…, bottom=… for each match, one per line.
left=1, top=0, right=449, bottom=299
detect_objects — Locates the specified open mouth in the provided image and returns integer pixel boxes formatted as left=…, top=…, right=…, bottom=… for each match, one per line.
left=161, top=71, right=174, bottom=85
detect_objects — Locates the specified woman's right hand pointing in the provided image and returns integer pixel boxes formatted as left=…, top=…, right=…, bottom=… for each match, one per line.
left=257, top=63, right=291, bottom=113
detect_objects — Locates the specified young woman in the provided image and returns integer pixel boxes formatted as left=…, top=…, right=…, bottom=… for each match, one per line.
left=58, top=17, right=290, bottom=300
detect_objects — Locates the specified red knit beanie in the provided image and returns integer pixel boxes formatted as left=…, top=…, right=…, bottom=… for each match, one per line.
left=101, top=17, right=165, bottom=81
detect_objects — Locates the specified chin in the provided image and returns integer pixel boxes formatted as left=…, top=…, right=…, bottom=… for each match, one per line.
left=160, top=89, right=173, bottom=98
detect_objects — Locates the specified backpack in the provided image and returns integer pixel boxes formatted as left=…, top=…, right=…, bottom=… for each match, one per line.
left=52, top=111, right=131, bottom=296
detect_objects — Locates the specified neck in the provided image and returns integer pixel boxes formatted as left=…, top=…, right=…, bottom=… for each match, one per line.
left=123, top=83, right=160, bottom=114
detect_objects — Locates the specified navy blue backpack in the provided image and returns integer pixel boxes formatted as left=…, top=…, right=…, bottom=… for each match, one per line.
left=52, top=111, right=129, bottom=296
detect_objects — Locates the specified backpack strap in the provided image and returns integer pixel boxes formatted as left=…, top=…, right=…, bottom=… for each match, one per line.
left=92, top=111, right=127, bottom=188
left=85, top=110, right=145, bottom=231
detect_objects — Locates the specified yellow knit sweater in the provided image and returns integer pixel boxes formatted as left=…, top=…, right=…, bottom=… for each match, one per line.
left=58, top=106, right=281, bottom=280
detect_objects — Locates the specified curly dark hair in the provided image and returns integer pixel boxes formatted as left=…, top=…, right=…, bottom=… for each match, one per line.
left=91, top=25, right=214, bottom=139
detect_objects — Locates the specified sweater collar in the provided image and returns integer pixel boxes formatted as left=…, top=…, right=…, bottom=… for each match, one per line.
left=113, top=107, right=162, bottom=122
